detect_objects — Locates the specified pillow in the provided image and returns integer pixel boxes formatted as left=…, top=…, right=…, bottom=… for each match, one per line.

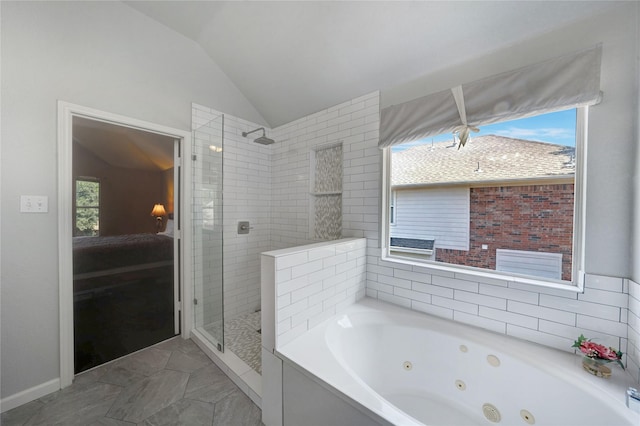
left=160, top=219, right=174, bottom=236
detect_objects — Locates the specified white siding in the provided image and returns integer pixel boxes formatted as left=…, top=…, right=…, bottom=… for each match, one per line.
left=496, top=249, right=563, bottom=280
left=391, top=187, right=469, bottom=250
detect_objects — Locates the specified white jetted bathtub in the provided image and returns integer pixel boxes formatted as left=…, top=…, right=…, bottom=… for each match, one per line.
left=277, top=298, right=639, bottom=426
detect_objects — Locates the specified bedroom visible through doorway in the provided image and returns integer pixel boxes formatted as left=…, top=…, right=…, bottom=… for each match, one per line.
left=71, top=116, right=179, bottom=373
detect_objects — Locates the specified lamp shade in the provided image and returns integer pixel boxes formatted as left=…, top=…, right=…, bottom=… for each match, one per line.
left=150, top=204, right=166, bottom=217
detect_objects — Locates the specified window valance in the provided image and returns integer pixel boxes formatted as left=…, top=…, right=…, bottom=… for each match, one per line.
left=379, top=45, right=602, bottom=149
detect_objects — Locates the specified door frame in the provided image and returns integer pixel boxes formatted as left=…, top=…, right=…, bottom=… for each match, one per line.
left=57, top=101, right=193, bottom=387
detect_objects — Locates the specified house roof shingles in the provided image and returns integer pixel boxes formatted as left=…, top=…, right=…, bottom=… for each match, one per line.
left=391, top=135, right=575, bottom=187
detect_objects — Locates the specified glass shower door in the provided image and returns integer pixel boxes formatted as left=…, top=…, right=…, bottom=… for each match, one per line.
left=192, top=114, right=224, bottom=350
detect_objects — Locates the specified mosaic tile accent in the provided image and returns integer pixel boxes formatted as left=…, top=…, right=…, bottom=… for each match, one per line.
left=314, top=195, right=342, bottom=240
left=314, top=144, right=342, bottom=193
left=202, top=312, right=262, bottom=375
left=312, top=144, right=343, bottom=240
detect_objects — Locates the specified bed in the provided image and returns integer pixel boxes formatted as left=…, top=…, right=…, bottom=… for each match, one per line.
left=73, top=233, right=174, bottom=297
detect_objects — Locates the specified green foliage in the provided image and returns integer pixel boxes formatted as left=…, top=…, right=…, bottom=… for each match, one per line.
left=75, top=180, right=99, bottom=236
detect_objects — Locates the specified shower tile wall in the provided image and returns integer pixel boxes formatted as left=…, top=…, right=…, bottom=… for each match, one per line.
left=193, top=104, right=271, bottom=321
left=270, top=91, right=381, bottom=251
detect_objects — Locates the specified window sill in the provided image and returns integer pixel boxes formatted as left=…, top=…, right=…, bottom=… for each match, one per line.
left=380, top=249, right=583, bottom=293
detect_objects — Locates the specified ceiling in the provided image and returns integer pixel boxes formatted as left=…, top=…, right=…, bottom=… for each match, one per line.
left=125, top=1, right=615, bottom=128
left=74, top=117, right=175, bottom=171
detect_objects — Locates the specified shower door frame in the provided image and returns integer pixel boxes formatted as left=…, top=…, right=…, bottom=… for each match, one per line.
left=57, top=101, right=194, bottom=388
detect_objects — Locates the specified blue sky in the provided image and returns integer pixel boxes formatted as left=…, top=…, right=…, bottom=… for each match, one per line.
left=396, top=108, right=577, bottom=151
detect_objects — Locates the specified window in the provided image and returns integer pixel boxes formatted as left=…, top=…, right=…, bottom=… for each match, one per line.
left=383, top=108, right=585, bottom=288
left=75, top=178, right=100, bottom=236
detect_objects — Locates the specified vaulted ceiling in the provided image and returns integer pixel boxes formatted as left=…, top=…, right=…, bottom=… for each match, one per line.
left=125, top=1, right=615, bottom=128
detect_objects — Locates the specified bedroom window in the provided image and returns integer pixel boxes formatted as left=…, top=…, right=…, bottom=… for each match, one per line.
left=75, top=178, right=100, bottom=236
left=383, top=108, right=585, bottom=287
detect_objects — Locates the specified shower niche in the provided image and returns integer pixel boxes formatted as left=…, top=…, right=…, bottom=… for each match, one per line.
left=309, top=142, right=343, bottom=240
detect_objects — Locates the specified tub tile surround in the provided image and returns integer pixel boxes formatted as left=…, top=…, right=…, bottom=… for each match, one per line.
left=261, top=238, right=368, bottom=426
left=366, top=257, right=640, bottom=382
left=628, top=279, right=640, bottom=381
left=261, top=237, right=368, bottom=353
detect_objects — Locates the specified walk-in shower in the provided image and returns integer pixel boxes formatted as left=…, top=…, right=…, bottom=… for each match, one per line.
left=242, top=127, right=275, bottom=145
left=191, top=114, right=263, bottom=376
left=192, top=114, right=224, bottom=351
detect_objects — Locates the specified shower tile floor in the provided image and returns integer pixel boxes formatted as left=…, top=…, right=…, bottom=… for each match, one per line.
left=204, top=311, right=262, bottom=374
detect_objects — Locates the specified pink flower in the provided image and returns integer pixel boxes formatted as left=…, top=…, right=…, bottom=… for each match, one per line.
left=580, top=341, right=620, bottom=360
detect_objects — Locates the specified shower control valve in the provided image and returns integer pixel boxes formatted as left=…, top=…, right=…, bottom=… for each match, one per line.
left=238, top=221, right=253, bottom=234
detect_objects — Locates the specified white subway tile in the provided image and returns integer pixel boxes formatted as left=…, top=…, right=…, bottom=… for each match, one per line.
left=585, top=274, right=624, bottom=292
left=479, top=284, right=539, bottom=304
left=455, top=290, right=506, bottom=310
left=394, top=269, right=432, bottom=284
left=432, top=296, right=478, bottom=315
left=576, top=314, right=627, bottom=337
left=454, top=311, right=506, bottom=334
left=291, top=281, right=323, bottom=303
left=540, top=294, right=620, bottom=322
left=394, top=287, right=432, bottom=304
left=432, top=275, right=479, bottom=293
left=507, top=325, right=573, bottom=352
left=578, top=287, right=628, bottom=307
left=378, top=292, right=411, bottom=308
left=507, top=300, right=576, bottom=326
left=479, top=306, right=538, bottom=329
left=277, top=299, right=308, bottom=323
left=377, top=274, right=411, bottom=290
left=412, top=282, right=454, bottom=298
left=291, top=258, right=324, bottom=278
left=411, top=300, right=453, bottom=320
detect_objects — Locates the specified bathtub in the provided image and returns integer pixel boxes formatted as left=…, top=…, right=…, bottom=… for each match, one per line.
left=277, top=298, right=639, bottom=426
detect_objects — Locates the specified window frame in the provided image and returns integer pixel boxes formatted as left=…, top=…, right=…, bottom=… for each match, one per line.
left=74, top=176, right=101, bottom=236
left=380, top=107, right=588, bottom=292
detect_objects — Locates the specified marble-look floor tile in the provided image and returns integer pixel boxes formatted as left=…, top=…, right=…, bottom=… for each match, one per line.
left=165, top=348, right=212, bottom=373
left=3, top=338, right=262, bottom=426
left=0, top=399, right=44, bottom=426
left=212, top=390, right=262, bottom=426
left=113, top=348, right=171, bottom=377
left=24, top=382, right=122, bottom=426
left=137, top=398, right=214, bottom=426
left=184, top=364, right=238, bottom=404
left=99, top=365, right=147, bottom=388
left=86, top=416, right=136, bottom=425
left=107, top=369, right=189, bottom=423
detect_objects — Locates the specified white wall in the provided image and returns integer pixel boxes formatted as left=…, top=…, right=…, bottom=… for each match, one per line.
left=0, top=1, right=265, bottom=400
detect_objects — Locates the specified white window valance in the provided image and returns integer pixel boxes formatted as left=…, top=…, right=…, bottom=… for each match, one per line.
left=379, top=45, right=602, bottom=149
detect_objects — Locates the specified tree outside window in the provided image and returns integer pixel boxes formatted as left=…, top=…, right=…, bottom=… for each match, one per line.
left=75, top=178, right=100, bottom=236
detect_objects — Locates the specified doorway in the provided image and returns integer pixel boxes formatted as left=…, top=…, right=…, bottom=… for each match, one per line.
left=58, top=102, right=193, bottom=385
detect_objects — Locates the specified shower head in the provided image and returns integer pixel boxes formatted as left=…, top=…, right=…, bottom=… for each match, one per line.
left=241, top=127, right=275, bottom=145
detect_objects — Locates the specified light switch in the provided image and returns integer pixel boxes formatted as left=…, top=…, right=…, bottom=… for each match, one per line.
left=20, top=195, right=48, bottom=213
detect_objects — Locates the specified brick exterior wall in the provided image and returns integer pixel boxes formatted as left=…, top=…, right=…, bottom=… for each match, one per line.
left=436, top=183, right=574, bottom=281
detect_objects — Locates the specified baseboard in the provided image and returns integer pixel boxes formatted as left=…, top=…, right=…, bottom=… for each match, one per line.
left=0, top=378, right=60, bottom=413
